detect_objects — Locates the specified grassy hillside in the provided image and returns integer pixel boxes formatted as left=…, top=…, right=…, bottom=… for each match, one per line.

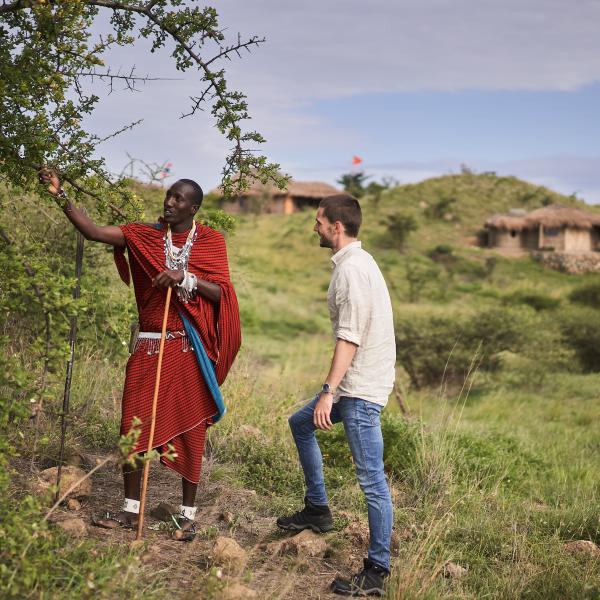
left=2, top=173, right=600, bottom=599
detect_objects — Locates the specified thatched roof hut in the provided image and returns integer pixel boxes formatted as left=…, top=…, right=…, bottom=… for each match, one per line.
left=485, top=204, right=600, bottom=255
left=486, top=204, right=600, bottom=232
left=216, top=177, right=340, bottom=215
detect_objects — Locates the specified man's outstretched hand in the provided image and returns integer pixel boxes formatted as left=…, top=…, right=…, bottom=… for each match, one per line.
left=38, top=168, right=61, bottom=196
left=153, top=269, right=184, bottom=289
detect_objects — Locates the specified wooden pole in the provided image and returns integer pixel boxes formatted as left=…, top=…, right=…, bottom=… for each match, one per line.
left=55, top=231, right=85, bottom=503
left=136, top=286, right=172, bottom=541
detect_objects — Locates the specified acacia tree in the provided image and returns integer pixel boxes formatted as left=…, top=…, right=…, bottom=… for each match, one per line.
left=0, top=0, right=285, bottom=214
left=0, top=1, right=282, bottom=464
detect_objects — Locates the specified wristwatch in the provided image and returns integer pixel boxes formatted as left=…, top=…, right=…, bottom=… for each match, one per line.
left=321, top=383, right=334, bottom=395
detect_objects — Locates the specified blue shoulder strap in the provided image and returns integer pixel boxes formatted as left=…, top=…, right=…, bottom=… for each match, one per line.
left=179, top=312, right=226, bottom=423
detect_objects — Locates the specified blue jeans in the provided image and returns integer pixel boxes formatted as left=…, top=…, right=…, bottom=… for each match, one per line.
left=288, top=395, right=393, bottom=571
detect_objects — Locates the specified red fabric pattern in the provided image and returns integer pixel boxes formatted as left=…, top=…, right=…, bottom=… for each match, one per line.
left=114, top=222, right=241, bottom=483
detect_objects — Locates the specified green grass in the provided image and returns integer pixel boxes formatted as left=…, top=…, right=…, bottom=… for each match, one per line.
left=4, top=173, right=600, bottom=598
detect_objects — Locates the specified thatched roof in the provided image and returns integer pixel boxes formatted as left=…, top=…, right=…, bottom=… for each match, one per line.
left=212, top=176, right=339, bottom=199
left=485, top=213, right=527, bottom=231
left=286, top=181, right=339, bottom=198
left=486, top=204, right=600, bottom=231
left=524, top=204, right=600, bottom=229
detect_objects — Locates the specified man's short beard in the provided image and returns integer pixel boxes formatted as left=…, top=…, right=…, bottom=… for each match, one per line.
left=319, top=236, right=333, bottom=248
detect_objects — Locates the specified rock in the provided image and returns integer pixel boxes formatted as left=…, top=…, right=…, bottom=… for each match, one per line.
left=35, top=466, right=92, bottom=500
left=443, top=561, right=467, bottom=579
left=212, top=537, right=248, bottom=576
left=218, top=582, right=257, bottom=600
left=56, top=517, right=87, bottom=537
left=220, top=511, right=235, bottom=525
left=67, top=498, right=81, bottom=511
left=280, top=529, right=328, bottom=558
left=150, top=502, right=178, bottom=521
left=564, top=540, right=600, bottom=557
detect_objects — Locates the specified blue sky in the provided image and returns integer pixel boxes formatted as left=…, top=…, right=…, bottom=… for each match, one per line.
left=88, top=0, right=600, bottom=201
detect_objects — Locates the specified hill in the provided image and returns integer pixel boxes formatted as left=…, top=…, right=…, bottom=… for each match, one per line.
left=2, top=173, right=600, bottom=599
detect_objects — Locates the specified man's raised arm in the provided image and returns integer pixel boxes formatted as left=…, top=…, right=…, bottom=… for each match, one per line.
left=39, top=169, right=126, bottom=248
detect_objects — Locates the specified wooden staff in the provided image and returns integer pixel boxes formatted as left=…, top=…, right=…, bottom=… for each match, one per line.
left=136, top=286, right=172, bottom=541
left=55, top=231, right=85, bottom=503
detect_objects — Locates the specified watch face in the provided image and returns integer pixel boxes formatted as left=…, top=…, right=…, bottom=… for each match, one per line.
left=322, top=384, right=331, bottom=393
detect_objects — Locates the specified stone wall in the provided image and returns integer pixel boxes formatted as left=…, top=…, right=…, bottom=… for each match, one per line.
left=532, top=251, right=600, bottom=274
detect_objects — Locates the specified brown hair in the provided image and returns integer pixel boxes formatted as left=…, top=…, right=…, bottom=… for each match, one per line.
left=319, top=193, right=362, bottom=237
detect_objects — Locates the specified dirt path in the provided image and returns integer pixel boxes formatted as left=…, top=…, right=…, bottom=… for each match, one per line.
left=16, top=455, right=374, bottom=599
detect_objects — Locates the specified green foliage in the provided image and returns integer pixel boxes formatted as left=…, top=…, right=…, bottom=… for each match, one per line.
left=215, top=435, right=304, bottom=498
left=337, top=171, right=369, bottom=198
left=424, top=193, right=457, bottom=220
left=504, top=290, right=561, bottom=311
left=380, top=213, right=419, bottom=251
left=396, top=308, right=530, bottom=386
left=568, top=279, right=600, bottom=308
left=560, top=308, right=600, bottom=372
left=1, top=1, right=284, bottom=206
left=404, top=256, right=442, bottom=303
left=453, top=430, right=546, bottom=494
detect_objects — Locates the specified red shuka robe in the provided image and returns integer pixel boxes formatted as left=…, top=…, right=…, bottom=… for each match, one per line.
left=114, top=222, right=241, bottom=482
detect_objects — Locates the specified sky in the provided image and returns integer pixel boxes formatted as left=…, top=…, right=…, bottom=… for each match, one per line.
left=87, top=0, right=600, bottom=202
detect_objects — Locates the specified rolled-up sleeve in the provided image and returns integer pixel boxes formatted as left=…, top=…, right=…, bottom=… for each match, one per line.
left=333, top=267, right=369, bottom=346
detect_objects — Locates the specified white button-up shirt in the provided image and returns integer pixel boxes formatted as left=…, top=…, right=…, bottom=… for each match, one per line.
left=328, top=241, right=396, bottom=406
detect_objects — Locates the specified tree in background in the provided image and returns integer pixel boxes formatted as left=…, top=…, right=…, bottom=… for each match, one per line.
left=337, top=171, right=370, bottom=198
left=1, top=0, right=286, bottom=217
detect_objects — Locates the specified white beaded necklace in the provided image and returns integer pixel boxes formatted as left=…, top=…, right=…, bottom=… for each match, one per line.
left=163, top=221, right=197, bottom=272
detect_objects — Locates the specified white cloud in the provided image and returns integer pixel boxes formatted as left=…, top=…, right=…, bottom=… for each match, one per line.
left=81, top=1, right=600, bottom=193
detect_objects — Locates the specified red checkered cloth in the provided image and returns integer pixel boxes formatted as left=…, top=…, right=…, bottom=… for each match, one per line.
left=114, top=222, right=241, bottom=483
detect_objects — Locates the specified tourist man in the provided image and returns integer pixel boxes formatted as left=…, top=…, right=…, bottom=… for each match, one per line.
left=277, top=194, right=395, bottom=596
left=40, top=169, right=241, bottom=539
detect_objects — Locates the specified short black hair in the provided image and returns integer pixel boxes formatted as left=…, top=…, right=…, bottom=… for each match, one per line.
left=319, top=193, right=362, bottom=237
left=178, top=178, right=204, bottom=208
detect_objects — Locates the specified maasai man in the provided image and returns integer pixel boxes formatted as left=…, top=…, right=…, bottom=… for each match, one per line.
left=39, top=169, right=241, bottom=540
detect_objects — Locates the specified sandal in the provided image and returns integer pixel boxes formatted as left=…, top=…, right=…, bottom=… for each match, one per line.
left=92, top=511, right=136, bottom=530
left=171, top=513, right=197, bottom=541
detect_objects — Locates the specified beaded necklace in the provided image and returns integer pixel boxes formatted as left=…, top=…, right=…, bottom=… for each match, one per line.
left=163, top=221, right=197, bottom=272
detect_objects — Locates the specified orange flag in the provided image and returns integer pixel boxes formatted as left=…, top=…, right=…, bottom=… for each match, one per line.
left=352, top=155, right=363, bottom=165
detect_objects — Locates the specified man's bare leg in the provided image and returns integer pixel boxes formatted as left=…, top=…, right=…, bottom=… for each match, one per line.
left=176, top=478, right=198, bottom=536
left=94, top=459, right=142, bottom=528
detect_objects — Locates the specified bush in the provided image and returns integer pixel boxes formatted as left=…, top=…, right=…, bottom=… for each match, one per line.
left=560, top=308, right=600, bottom=372
left=215, top=435, right=304, bottom=498
left=504, top=290, right=560, bottom=312
left=379, top=213, right=419, bottom=251
left=396, top=308, right=530, bottom=387
left=569, top=280, right=600, bottom=308
left=317, top=412, right=422, bottom=481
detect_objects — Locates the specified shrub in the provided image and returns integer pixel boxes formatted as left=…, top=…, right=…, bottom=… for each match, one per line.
left=504, top=290, right=560, bottom=312
left=214, top=435, right=304, bottom=498
left=568, top=280, right=600, bottom=309
left=560, top=308, right=600, bottom=372
left=317, top=412, right=422, bottom=482
left=396, top=308, right=529, bottom=387
left=380, top=213, right=419, bottom=251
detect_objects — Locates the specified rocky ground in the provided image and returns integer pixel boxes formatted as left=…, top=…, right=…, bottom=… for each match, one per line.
left=13, top=454, right=396, bottom=600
